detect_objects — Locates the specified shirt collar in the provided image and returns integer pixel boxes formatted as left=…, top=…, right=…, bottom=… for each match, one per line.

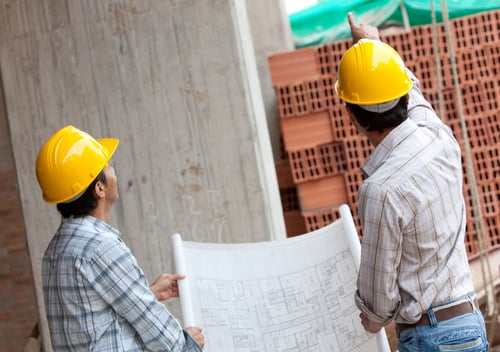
left=361, top=119, right=418, bottom=177
left=62, top=215, right=121, bottom=238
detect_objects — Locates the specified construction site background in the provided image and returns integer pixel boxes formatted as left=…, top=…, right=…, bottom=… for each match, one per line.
left=1, top=3, right=499, bottom=352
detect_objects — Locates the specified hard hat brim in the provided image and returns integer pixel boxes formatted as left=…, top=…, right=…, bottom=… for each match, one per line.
left=97, top=138, right=119, bottom=162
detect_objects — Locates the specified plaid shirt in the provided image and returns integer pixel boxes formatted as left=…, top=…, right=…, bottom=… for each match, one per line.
left=42, top=216, right=201, bottom=351
left=354, top=71, right=474, bottom=324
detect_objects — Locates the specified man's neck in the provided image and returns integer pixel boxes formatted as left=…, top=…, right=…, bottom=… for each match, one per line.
left=365, top=128, right=393, bottom=147
left=89, top=203, right=111, bottom=223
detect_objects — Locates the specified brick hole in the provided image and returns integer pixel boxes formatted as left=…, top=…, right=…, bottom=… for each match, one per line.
left=277, top=86, right=294, bottom=117
left=292, top=83, right=308, bottom=115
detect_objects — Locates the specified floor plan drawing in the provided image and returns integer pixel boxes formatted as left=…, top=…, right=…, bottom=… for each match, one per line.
left=173, top=204, right=390, bottom=352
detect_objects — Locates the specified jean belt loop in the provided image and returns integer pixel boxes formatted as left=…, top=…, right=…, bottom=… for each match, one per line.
left=427, top=306, right=438, bottom=328
left=467, top=295, right=476, bottom=312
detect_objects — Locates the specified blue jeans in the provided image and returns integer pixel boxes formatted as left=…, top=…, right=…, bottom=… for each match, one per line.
left=398, top=295, right=489, bottom=351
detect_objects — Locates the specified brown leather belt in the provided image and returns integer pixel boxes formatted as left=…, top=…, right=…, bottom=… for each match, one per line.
left=396, top=299, right=476, bottom=337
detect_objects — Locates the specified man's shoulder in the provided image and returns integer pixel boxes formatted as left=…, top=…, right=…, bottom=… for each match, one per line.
left=45, top=217, right=123, bottom=260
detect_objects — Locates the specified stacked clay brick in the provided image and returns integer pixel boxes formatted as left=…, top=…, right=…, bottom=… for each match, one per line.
left=270, top=10, right=500, bottom=257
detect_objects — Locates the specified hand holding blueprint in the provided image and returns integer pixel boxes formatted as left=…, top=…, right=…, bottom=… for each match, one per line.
left=172, top=204, right=390, bottom=351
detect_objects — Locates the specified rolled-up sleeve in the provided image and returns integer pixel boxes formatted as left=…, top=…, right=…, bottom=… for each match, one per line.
left=356, top=181, right=402, bottom=323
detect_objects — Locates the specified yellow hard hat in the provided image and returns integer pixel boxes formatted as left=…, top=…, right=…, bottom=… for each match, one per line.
left=335, top=39, right=412, bottom=105
left=35, top=125, right=119, bottom=204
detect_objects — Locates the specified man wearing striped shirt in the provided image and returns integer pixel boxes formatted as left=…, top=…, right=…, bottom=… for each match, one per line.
left=335, top=14, right=488, bottom=351
left=36, top=126, right=204, bottom=351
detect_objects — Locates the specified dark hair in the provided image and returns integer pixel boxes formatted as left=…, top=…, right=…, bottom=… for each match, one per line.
left=346, top=95, right=408, bottom=133
left=56, top=171, right=107, bottom=218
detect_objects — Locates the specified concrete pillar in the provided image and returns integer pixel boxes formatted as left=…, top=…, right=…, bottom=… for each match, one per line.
left=245, top=0, right=295, bottom=161
left=0, top=0, right=286, bottom=349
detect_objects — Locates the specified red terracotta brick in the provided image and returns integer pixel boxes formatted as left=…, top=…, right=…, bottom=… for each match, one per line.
left=302, top=208, right=341, bottom=233
left=453, top=17, right=482, bottom=48
left=453, top=11, right=500, bottom=48
left=344, top=169, right=364, bottom=208
left=447, top=115, right=490, bottom=150
left=275, top=160, right=295, bottom=189
left=305, top=78, right=327, bottom=112
left=427, top=88, right=459, bottom=122
left=484, top=43, right=500, bottom=77
left=485, top=214, right=500, bottom=248
left=280, top=187, right=300, bottom=212
left=284, top=210, right=307, bottom=238
left=472, top=146, right=500, bottom=184
left=289, top=82, right=309, bottom=115
left=275, top=85, right=294, bottom=118
left=329, top=106, right=355, bottom=141
left=315, top=44, right=334, bottom=76
left=317, top=142, right=347, bottom=175
left=288, top=146, right=322, bottom=183
left=281, top=110, right=333, bottom=150
left=268, top=46, right=320, bottom=86
left=275, top=81, right=310, bottom=117
left=297, top=174, right=347, bottom=212
left=342, top=137, right=372, bottom=171
left=320, top=75, right=340, bottom=109
left=481, top=79, right=500, bottom=113
left=322, top=40, right=351, bottom=76
left=486, top=109, right=500, bottom=144
left=461, top=83, right=486, bottom=116
left=480, top=183, right=499, bottom=217
left=412, top=23, right=448, bottom=57
left=464, top=221, right=482, bottom=256
left=287, top=142, right=346, bottom=184
left=413, top=55, right=454, bottom=92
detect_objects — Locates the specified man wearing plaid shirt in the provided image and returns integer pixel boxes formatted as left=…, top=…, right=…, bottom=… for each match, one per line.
left=36, top=126, right=204, bottom=351
left=336, top=13, right=488, bottom=352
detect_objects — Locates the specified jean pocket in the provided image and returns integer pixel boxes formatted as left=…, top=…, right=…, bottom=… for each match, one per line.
left=438, top=336, right=486, bottom=351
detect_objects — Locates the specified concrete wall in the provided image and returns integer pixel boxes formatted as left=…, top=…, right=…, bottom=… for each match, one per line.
left=246, top=0, right=294, bottom=161
left=0, top=0, right=292, bottom=350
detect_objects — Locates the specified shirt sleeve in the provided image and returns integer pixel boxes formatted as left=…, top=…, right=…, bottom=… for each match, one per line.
left=78, top=237, right=201, bottom=352
left=406, top=69, right=445, bottom=127
left=355, top=181, right=402, bottom=323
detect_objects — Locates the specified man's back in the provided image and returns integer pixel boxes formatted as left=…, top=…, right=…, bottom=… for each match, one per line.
left=357, top=73, right=474, bottom=324
left=43, top=216, right=194, bottom=351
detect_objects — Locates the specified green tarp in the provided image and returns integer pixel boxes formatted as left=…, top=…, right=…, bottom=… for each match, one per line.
left=290, top=0, right=500, bottom=47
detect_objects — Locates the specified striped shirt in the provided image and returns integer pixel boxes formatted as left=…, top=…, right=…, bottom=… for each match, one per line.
left=42, top=216, right=201, bottom=351
left=354, top=71, right=474, bottom=324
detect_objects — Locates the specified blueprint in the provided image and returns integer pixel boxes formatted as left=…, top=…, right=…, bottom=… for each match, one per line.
left=173, top=205, right=390, bottom=352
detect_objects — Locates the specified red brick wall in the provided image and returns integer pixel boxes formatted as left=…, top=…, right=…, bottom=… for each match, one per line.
left=0, top=92, right=38, bottom=350
left=271, top=10, right=500, bottom=255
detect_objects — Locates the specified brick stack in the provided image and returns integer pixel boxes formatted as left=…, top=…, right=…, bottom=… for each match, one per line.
left=270, top=10, right=500, bottom=257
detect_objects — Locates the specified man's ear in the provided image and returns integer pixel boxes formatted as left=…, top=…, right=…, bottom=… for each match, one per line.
left=94, top=181, right=106, bottom=198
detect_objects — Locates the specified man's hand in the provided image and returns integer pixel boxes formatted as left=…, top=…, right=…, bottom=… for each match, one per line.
left=348, top=12, right=380, bottom=43
left=359, top=313, right=388, bottom=334
left=186, top=327, right=205, bottom=349
left=149, top=273, right=184, bottom=301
